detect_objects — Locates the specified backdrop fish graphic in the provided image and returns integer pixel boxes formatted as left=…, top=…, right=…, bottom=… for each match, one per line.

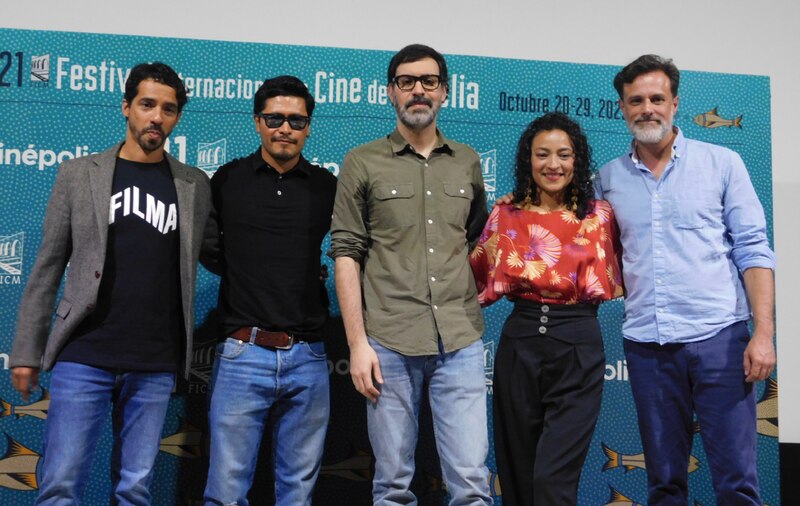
left=693, top=107, right=743, bottom=128
left=602, top=443, right=700, bottom=473
left=604, top=486, right=644, bottom=506
left=0, top=388, right=50, bottom=420
left=0, top=434, right=40, bottom=491
left=319, top=448, right=373, bottom=481
left=757, top=377, right=778, bottom=437
left=159, top=420, right=204, bottom=458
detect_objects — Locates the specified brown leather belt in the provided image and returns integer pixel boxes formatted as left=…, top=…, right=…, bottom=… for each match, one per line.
left=231, top=327, right=295, bottom=349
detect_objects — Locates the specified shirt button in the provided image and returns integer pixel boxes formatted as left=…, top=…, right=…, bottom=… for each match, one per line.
left=540, top=315, right=548, bottom=323
left=429, top=248, right=434, bottom=253
left=427, top=219, right=433, bottom=224
left=656, top=279, right=662, bottom=284
left=433, top=305, right=439, bottom=310
left=541, top=305, right=550, bottom=313
left=391, top=189, right=397, bottom=195
left=426, top=190, right=432, bottom=196
left=424, top=163, right=429, bottom=167
left=277, top=190, right=282, bottom=196
left=431, top=276, right=436, bottom=282
left=95, top=271, right=101, bottom=279
left=658, top=308, right=664, bottom=313
left=539, top=326, right=547, bottom=334
left=459, top=188, right=465, bottom=194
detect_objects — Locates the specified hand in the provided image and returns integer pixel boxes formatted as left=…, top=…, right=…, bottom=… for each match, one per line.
left=495, top=192, right=514, bottom=205
left=349, top=340, right=383, bottom=402
left=11, top=367, right=40, bottom=402
left=743, top=332, right=776, bottom=383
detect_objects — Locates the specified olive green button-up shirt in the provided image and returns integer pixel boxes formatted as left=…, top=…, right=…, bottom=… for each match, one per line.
left=330, top=129, right=488, bottom=355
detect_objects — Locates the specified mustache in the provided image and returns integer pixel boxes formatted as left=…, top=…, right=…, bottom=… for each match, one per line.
left=404, top=96, right=433, bottom=108
left=143, top=126, right=164, bottom=135
left=271, top=134, right=298, bottom=144
left=635, top=116, right=661, bottom=124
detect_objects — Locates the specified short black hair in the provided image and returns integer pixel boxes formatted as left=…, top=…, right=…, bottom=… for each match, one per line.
left=253, top=75, right=315, bottom=117
left=124, top=62, right=187, bottom=112
left=387, top=44, right=449, bottom=91
left=613, top=54, right=680, bottom=99
left=512, top=112, right=595, bottom=219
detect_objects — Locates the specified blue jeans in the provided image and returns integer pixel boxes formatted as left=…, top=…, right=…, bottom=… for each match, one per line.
left=37, top=361, right=175, bottom=506
left=624, top=321, right=761, bottom=506
left=204, top=335, right=330, bottom=506
left=367, top=337, right=492, bottom=506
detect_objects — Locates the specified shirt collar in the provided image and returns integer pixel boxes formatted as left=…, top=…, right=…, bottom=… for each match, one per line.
left=251, top=149, right=311, bottom=177
left=628, top=126, right=684, bottom=164
left=388, top=129, right=454, bottom=157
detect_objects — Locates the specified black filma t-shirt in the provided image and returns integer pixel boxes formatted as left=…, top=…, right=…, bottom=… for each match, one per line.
left=58, top=157, right=183, bottom=372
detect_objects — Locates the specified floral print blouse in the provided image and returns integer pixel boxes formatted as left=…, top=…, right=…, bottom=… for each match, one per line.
left=470, top=200, right=624, bottom=306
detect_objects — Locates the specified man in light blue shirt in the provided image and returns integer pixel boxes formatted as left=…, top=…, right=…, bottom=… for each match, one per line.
left=595, top=54, right=775, bottom=506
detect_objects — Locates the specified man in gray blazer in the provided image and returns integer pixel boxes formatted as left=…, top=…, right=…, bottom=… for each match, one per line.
left=9, top=62, right=212, bottom=505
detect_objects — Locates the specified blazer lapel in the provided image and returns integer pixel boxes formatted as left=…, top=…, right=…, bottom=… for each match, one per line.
left=88, top=144, right=120, bottom=255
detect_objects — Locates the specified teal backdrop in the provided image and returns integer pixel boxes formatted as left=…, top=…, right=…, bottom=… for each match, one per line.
left=0, top=28, right=778, bottom=505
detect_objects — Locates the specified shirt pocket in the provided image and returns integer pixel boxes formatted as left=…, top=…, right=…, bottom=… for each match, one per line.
left=442, top=182, right=474, bottom=225
left=373, top=183, right=416, bottom=227
left=672, top=191, right=719, bottom=230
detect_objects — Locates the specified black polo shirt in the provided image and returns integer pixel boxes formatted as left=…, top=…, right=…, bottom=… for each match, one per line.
left=210, top=150, right=337, bottom=338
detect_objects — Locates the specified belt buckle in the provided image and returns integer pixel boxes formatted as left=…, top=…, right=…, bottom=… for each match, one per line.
left=275, top=333, right=294, bottom=350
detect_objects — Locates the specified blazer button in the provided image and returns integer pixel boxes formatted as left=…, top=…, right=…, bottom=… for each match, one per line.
left=86, top=304, right=95, bottom=312
left=95, top=271, right=101, bottom=279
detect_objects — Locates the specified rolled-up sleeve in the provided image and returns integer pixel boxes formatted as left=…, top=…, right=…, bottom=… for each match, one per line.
left=722, top=151, right=775, bottom=272
left=329, top=151, right=369, bottom=261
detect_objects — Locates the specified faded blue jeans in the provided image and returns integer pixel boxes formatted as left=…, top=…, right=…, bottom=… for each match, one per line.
left=367, top=337, right=492, bottom=506
left=204, top=335, right=330, bottom=506
left=37, top=361, right=175, bottom=505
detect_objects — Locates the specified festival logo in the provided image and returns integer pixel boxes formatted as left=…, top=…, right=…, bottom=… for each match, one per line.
left=0, top=232, right=24, bottom=285
left=479, top=149, right=496, bottom=202
left=197, top=139, right=227, bottom=176
left=30, top=54, right=50, bottom=84
left=693, top=107, right=743, bottom=129
left=483, top=340, right=495, bottom=395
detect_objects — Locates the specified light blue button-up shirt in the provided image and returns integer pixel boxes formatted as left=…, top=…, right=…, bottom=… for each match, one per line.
left=595, top=128, right=775, bottom=344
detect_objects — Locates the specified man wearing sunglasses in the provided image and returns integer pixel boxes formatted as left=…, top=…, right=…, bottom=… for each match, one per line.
left=331, top=44, right=492, bottom=504
left=202, top=75, right=337, bottom=506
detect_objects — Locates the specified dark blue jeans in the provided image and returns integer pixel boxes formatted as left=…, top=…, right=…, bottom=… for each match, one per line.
left=624, top=321, right=761, bottom=506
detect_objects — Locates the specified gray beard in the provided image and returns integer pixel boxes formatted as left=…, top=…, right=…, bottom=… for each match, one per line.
left=630, top=120, right=671, bottom=144
left=399, top=110, right=435, bottom=129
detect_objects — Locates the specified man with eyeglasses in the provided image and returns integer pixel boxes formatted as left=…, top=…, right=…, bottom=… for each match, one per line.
left=202, top=75, right=337, bottom=506
left=331, top=44, right=492, bottom=504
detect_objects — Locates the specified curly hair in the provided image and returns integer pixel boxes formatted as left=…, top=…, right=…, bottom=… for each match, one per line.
left=512, top=112, right=595, bottom=219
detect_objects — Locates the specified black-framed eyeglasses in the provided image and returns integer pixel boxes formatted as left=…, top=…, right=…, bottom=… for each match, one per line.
left=258, top=113, right=310, bottom=130
left=392, top=74, right=442, bottom=91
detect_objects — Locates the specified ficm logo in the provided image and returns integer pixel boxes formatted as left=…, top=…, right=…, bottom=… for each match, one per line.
left=30, top=54, right=50, bottom=85
left=479, top=149, right=497, bottom=202
left=484, top=340, right=495, bottom=394
left=0, top=232, right=24, bottom=285
left=197, top=139, right=227, bottom=176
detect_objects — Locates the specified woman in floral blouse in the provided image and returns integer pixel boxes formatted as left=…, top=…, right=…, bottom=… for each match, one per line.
left=470, top=112, right=623, bottom=506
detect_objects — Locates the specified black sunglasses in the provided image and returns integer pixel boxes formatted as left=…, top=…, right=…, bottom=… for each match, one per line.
left=258, top=113, right=310, bottom=130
